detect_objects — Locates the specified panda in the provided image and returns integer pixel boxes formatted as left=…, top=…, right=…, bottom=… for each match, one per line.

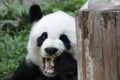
left=11, top=4, right=77, bottom=80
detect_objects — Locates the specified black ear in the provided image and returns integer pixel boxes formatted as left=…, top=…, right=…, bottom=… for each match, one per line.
left=29, top=4, right=43, bottom=23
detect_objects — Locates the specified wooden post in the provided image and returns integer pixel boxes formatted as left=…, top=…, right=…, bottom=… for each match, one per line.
left=75, top=10, right=120, bottom=80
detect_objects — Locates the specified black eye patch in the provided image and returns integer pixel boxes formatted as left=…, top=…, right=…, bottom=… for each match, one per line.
left=59, top=34, right=71, bottom=50
left=37, top=32, right=47, bottom=47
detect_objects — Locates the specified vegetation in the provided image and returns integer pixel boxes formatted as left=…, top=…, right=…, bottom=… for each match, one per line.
left=0, top=0, right=86, bottom=80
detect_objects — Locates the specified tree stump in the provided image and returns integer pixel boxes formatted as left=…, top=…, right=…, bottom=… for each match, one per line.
left=75, top=10, right=120, bottom=80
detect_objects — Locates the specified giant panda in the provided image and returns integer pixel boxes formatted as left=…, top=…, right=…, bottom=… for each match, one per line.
left=11, top=4, right=77, bottom=80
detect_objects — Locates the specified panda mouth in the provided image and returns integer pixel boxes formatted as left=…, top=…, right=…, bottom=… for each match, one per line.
left=43, top=57, right=55, bottom=74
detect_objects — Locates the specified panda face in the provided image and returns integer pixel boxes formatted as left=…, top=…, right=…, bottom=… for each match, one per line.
left=26, top=4, right=76, bottom=77
left=37, top=32, right=70, bottom=57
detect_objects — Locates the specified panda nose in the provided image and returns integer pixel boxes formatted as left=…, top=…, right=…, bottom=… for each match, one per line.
left=45, top=47, right=58, bottom=55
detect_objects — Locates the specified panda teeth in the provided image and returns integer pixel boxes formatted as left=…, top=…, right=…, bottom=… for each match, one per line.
left=43, top=57, right=55, bottom=74
left=50, top=58, right=55, bottom=67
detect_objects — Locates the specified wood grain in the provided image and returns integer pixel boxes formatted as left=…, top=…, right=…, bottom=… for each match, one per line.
left=76, top=10, right=120, bottom=80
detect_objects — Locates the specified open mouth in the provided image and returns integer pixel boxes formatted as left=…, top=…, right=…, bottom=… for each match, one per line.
left=43, top=57, right=55, bottom=74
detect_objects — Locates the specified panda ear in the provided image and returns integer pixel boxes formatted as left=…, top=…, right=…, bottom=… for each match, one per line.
left=29, top=4, right=43, bottom=23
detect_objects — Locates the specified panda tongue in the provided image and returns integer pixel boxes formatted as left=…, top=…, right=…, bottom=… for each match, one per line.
left=44, top=58, right=55, bottom=74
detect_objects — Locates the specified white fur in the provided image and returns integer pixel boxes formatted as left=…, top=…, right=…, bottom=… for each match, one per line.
left=26, top=11, right=76, bottom=76
left=41, top=38, right=65, bottom=57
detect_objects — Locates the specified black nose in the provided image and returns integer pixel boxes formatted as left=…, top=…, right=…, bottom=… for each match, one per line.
left=45, top=47, right=58, bottom=55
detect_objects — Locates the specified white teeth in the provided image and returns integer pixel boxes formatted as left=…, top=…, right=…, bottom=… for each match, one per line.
left=50, top=58, right=55, bottom=67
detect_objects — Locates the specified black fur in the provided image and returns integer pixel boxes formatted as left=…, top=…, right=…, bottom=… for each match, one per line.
left=29, top=4, right=43, bottom=23
left=55, top=53, right=77, bottom=74
left=37, top=32, right=48, bottom=47
left=11, top=60, right=62, bottom=80
left=59, top=34, right=71, bottom=50
left=55, top=53, right=77, bottom=80
left=11, top=60, right=40, bottom=80
left=11, top=53, right=77, bottom=80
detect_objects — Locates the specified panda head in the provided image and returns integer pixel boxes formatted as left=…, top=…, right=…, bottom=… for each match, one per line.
left=26, top=4, right=76, bottom=77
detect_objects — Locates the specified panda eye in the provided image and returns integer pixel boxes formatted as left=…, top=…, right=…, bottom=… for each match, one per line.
left=41, top=32, right=47, bottom=40
left=59, top=34, right=71, bottom=50
left=37, top=32, right=47, bottom=47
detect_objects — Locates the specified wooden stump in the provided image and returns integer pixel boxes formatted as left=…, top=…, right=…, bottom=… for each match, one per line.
left=75, top=10, right=120, bottom=80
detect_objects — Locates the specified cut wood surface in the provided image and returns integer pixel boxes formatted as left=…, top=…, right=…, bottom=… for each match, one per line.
left=76, top=10, right=120, bottom=80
